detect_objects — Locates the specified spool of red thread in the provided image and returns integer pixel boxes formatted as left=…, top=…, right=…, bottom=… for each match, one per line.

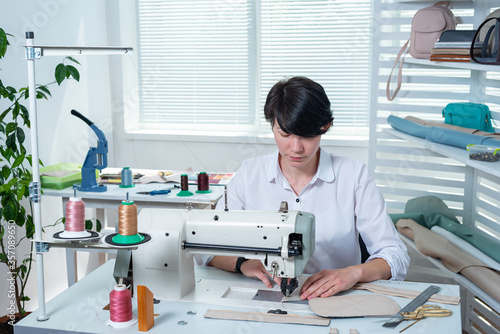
left=196, top=172, right=211, bottom=194
left=108, top=284, right=136, bottom=328
left=197, top=172, right=209, bottom=191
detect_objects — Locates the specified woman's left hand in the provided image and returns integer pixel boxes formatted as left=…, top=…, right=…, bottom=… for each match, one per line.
left=299, top=259, right=391, bottom=300
left=299, top=267, right=362, bottom=300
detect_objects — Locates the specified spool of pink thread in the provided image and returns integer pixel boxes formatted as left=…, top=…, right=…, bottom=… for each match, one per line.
left=59, top=197, right=90, bottom=238
left=108, top=284, right=136, bottom=328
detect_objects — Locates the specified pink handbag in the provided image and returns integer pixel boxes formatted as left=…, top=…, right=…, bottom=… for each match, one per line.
left=386, top=2, right=456, bottom=101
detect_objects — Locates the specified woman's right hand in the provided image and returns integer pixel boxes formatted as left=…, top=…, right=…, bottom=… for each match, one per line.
left=240, top=259, right=279, bottom=288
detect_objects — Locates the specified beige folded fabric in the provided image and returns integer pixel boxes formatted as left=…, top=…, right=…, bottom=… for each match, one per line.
left=396, top=219, right=500, bottom=302
left=405, top=115, right=500, bottom=139
left=308, top=294, right=401, bottom=318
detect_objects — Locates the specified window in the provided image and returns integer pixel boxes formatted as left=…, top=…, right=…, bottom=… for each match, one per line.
left=134, top=0, right=372, bottom=140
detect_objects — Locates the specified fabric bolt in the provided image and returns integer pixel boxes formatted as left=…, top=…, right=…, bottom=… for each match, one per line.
left=396, top=219, right=500, bottom=302
left=405, top=116, right=500, bottom=140
left=387, top=115, right=500, bottom=148
left=197, top=148, right=409, bottom=280
left=308, top=294, right=401, bottom=318
left=389, top=195, right=500, bottom=263
left=431, top=226, right=500, bottom=272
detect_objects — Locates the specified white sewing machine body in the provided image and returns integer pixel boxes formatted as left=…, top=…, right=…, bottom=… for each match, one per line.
left=132, top=208, right=315, bottom=305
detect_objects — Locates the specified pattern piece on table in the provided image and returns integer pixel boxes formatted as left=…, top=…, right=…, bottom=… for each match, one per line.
left=309, top=294, right=400, bottom=318
left=352, top=282, right=460, bottom=305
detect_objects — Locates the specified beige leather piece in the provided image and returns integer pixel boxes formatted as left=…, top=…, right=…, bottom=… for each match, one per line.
left=308, top=294, right=401, bottom=318
left=204, top=309, right=330, bottom=326
left=350, top=329, right=359, bottom=334
left=330, top=328, right=339, bottom=334
left=405, top=115, right=500, bottom=139
left=353, top=282, right=460, bottom=305
left=397, top=219, right=500, bottom=302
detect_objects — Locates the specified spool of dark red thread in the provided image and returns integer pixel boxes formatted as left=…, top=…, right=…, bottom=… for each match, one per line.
left=196, top=172, right=211, bottom=194
left=177, top=174, right=193, bottom=197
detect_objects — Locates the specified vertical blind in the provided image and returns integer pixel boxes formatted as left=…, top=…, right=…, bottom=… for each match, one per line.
left=135, top=0, right=372, bottom=136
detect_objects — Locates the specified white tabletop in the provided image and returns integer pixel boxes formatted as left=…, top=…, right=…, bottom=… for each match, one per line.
left=15, top=260, right=462, bottom=334
left=43, top=183, right=224, bottom=209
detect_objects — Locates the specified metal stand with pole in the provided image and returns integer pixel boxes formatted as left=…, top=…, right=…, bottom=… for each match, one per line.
left=24, top=31, right=132, bottom=321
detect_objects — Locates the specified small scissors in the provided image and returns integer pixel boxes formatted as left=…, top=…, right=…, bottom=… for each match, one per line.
left=399, top=305, right=452, bottom=332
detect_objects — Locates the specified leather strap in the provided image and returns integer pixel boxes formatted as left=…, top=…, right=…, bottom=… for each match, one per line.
left=235, top=257, right=248, bottom=274
left=386, top=39, right=409, bottom=101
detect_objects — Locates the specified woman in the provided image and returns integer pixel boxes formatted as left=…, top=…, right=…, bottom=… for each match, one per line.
left=204, top=76, right=409, bottom=300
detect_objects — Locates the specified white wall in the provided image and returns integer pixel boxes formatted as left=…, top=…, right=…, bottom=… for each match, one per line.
left=0, top=0, right=368, bottom=314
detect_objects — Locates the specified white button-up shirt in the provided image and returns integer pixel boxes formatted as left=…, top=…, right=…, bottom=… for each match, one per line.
left=210, top=148, right=409, bottom=280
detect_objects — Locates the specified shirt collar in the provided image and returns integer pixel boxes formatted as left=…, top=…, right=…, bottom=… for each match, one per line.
left=266, top=147, right=335, bottom=184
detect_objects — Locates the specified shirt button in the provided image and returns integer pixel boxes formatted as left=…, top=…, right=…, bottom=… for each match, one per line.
left=296, top=198, right=300, bottom=203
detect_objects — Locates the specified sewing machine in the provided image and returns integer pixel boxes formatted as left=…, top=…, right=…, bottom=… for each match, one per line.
left=130, top=205, right=315, bottom=305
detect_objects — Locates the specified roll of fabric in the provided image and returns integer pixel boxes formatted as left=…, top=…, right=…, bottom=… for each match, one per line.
left=387, top=115, right=500, bottom=148
left=396, top=219, right=500, bottom=302
left=387, top=115, right=428, bottom=139
left=431, top=225, right=500, bottom=272
left=389, top=195, right=500, bottom=263
left=426, top=126, right=500, bottom=149
left=405, top=115, right=500, bottom=139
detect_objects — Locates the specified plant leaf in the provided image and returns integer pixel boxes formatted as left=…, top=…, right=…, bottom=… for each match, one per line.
left=16, top=127, right=25, bottom=144
left=0, top=107, right=11, bottom=123
left=12, top=154, right=24, bottom=168
left=16, top=183, right=26, bottom=201
left=19, top=104, right=30, bottom=127
left=37, top=85, right=52, bottom=98
left=0, top=28, right=8, bottom=59
left=6, top=122, right=16, bottom=134
left=66, top=56, right=81, bottom=65
left=66, top=65, right=80, bottom=82
left=55, top=63, right=67, bottom=85
left=25, top=217, right=34, bottom=238
left=2, top=165, right=11, bottom=179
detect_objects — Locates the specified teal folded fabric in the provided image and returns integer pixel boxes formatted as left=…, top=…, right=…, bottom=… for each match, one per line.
left=390, top=196, right=500, bottom=263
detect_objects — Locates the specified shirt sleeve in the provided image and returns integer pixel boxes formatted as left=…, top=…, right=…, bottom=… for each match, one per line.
left=354, top=163, right=410, bottom=280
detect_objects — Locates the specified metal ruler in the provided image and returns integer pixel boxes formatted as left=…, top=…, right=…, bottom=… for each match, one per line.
left=383, top=285, right=442, bottom=328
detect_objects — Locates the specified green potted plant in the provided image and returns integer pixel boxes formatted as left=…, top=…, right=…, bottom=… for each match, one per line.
left=0, top=27, right=97, bottom=329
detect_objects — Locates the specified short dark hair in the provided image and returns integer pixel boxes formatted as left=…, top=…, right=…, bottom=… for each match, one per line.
left=264, top=76, right=333, bottom=137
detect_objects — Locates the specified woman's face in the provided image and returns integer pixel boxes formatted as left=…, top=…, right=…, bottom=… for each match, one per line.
left=273, top=122, right=322, bottom=170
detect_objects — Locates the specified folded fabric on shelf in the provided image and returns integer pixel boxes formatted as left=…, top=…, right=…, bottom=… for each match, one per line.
left=396, top=218, right=500, bottom=302
left=389, top=195, right=500, bottom=263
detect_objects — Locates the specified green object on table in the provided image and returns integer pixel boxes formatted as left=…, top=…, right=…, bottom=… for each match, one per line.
left=39, top=163, right=84, bottom=190
left=39, top=163, right=99, bottom=189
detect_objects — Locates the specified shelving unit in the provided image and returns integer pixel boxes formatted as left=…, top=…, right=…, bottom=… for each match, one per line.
left=369, top=1, right=500, bottom=333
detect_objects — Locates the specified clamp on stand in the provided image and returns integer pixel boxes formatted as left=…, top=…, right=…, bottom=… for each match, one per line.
left=71, top=109, right=108, bottom=192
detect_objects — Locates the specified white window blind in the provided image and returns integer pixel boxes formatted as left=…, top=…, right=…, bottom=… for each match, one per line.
left=135, top=0, right=372, bottom=137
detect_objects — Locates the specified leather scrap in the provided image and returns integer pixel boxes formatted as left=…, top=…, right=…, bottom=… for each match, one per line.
left=204, top=309, right=330, bottom=326
left=308, top=294, right=400, bottom=318
left=397, top=219, right=500, bottom=302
